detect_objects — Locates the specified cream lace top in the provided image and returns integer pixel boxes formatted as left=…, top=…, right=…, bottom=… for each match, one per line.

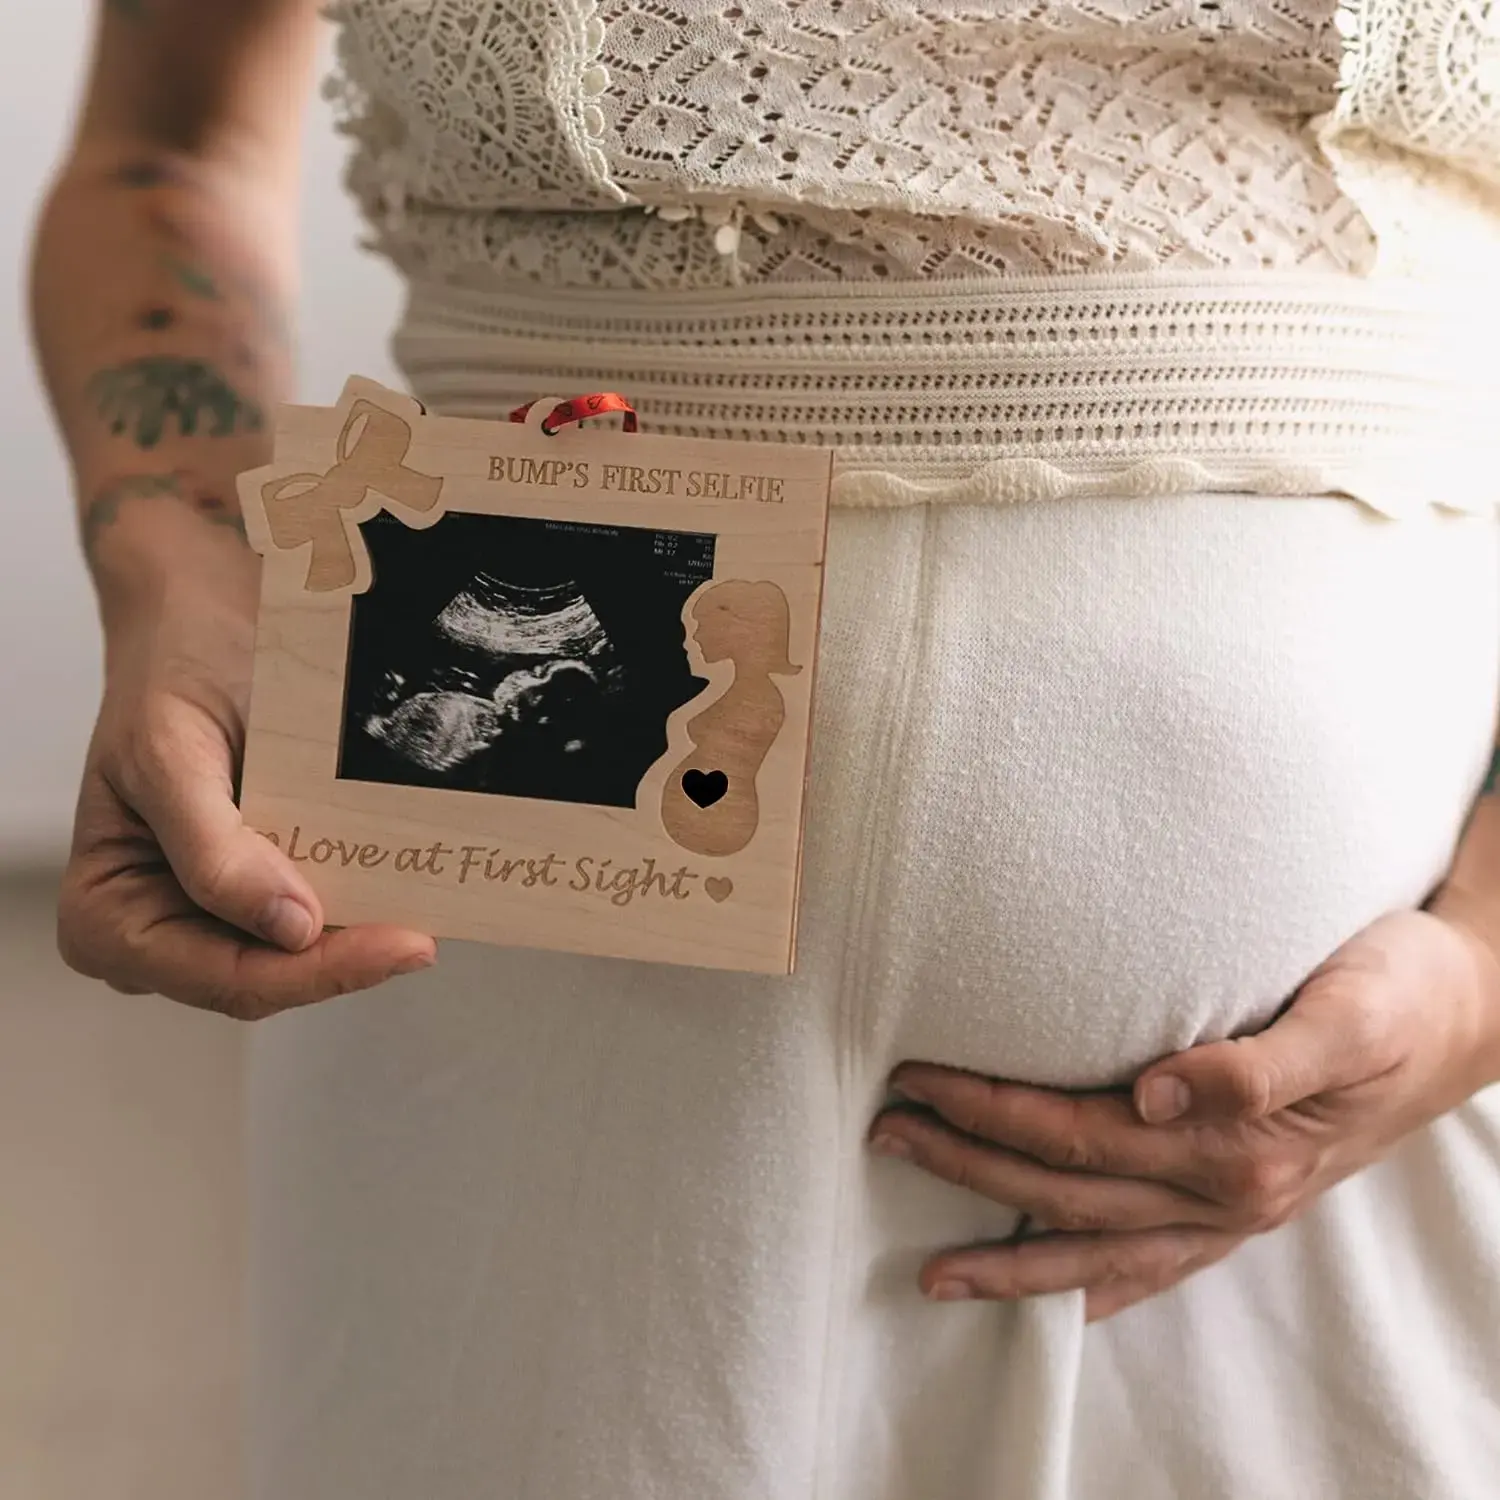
left=327, top=0, right=1500, bottom=289
left=324, top=1, right=1500, bottom=516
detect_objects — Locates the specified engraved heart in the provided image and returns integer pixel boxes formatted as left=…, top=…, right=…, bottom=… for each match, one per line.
left=705, top=877, right=734, bottom=904
left=682, top=769, right=728, bottom=809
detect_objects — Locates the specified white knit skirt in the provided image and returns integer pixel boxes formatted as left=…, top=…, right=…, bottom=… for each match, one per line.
left=249, top=484, right=1500, bottom=1499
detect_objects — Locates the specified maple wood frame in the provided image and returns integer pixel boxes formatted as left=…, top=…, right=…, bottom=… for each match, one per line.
left=237, top=379, right=832, bottom=975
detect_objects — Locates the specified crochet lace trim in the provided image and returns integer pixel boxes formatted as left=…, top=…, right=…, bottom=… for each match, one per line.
left=392, top=271, right=1500, bottom=515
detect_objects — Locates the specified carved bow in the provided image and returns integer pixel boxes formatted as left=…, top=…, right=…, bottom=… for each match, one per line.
left=261, top=399, right=445, bottom=592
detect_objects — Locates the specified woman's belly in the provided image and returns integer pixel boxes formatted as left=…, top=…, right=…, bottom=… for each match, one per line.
left=801, top=491, right=1499, bottom=1089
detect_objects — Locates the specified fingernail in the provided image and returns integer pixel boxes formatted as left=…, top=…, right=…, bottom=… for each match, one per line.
left=1139, top=1075, right=1191, bottom=1124
left=927, top=1280, right=973, bottom=1302
left=888, top=1075, right=929, bottom=1104
left=870, top=1132, right=914, bottom=1161
left=261, top=896, right=316, bottom=953
left=392, top=951, right=438, bottom=978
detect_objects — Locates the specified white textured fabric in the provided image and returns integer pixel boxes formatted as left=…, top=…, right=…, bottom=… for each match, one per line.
left=395, top=271, right=1500, bottom=513
left=326, top=0, right=1500, bottom=287
left=250, top=489, right=1500, bottom=1499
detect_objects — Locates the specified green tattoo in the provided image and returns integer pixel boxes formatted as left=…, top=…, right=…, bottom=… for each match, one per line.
left=110, top=0, right=146, bottom=17
left=83, top=473, right=178, bottom=554
left=117, top=160, right=171, bottom=188
left=157, top=252, right=290, bottom=346
left=89, top=357, right=263, bottom=450
left=1484, top=747, right=1500, bottom=796
left=83, top=471, right=247, bottom=558
left=164, top=256, right=224, bottom=302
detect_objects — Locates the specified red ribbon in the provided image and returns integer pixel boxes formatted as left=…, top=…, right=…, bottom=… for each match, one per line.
left=509, top=392, right=639, bottom=436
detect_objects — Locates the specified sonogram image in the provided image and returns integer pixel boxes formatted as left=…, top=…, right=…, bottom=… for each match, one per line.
left=339, top=510, right=717, bottom=808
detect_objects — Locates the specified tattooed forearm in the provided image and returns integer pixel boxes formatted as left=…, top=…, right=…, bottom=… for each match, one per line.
left=82, top=470, right=246, bottom=559
left=107, top=159, right=292, bottom=356
left=31, top=8, right=312, bottom=576
left=89, top=356, right=263, bottom=450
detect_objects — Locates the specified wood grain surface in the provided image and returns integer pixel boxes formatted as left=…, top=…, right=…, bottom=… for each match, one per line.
left=238, top=379, right=832, bottom=975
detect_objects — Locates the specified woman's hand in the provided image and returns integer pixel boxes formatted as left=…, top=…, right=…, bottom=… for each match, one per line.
left=58, top=504, right=436, bottom=1020
left=868, top=900, right=1500, bottom=1321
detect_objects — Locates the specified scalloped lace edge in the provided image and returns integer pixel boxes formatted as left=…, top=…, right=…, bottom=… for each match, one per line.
left=830, top=455, right=1498, bottom=519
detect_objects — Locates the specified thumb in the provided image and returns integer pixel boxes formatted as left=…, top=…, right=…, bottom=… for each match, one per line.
left=1134, top=985, right=1369, bottom=1126
left=118, top=711, right=325, bottom=951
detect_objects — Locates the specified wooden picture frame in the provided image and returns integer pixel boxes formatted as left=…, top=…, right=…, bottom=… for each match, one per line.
left=237, top=378, right=833, bottom=975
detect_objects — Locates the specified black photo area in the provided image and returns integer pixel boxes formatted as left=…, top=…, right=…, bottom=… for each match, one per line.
left=339, top=510, right=717, bottom=807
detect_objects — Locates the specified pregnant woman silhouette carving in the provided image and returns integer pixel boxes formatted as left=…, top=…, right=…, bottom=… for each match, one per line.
left=662, top=579, right=802, bottom=857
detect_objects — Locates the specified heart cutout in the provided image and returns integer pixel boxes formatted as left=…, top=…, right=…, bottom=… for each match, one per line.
left=705, top=877, right=734, bottom=904
left=682, top=769, right=728, bottom=809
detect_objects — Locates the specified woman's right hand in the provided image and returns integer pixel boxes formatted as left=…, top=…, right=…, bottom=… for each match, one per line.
left=58, top=503, right=437, bottom=1020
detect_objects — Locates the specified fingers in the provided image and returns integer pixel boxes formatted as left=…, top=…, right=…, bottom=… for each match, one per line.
left=121, top=914, right=436, bottom=1020
left=109, top=696, right=324, bottom=950
left=917, top=1226, right=1244, bottom=1319
left=1131, top=911, right=1458, bottom=1127
left=60, top=770, right=436, bottom=1020
left=1133, top=986, right=1381, bottom=1126
left=61, top=862, right=435, bottom=1019
left=888, top=1065, right=1195, bottom=1181
left=869, top=1109, right=1219, bottom=1231
left=876, top=1064, right=1322, bottom=1231
left=1080, top=1231, right=1245, bottom=1321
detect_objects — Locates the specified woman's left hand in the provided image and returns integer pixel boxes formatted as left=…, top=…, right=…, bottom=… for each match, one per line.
left=869, top=904, right=1500, bottom=1322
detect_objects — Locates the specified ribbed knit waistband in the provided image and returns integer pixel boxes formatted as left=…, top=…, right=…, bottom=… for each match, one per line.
left=394, top=270, right=1500, bottom=515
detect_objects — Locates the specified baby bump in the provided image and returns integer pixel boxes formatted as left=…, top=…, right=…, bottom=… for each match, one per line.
left=802, top=494, right=1500, bottom=1090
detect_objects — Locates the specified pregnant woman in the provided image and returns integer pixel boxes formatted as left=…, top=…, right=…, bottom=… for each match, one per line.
left=32, top=1, right=1500, bottom=1496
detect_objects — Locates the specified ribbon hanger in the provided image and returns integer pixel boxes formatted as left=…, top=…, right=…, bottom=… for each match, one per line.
left=509, top=392, right=639, bottom=436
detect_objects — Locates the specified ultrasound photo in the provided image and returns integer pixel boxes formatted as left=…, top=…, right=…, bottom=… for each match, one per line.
left=339, top=511, right=718, bottom=807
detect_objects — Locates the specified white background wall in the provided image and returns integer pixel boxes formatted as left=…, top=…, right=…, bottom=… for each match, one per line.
left=0, top=4, right=402, bottom=865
